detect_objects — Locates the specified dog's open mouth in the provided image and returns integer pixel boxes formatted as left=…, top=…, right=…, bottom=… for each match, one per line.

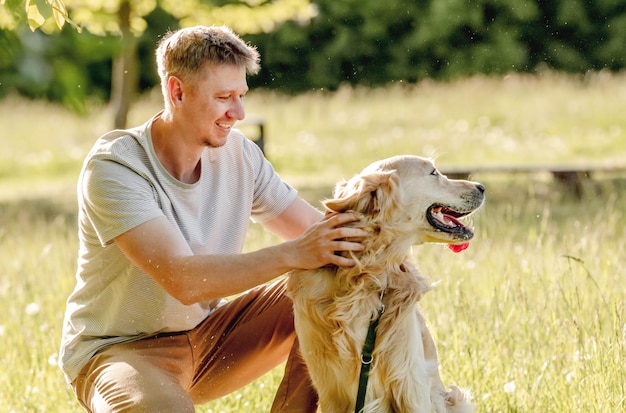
left=426, top=205, right=475, bottom=240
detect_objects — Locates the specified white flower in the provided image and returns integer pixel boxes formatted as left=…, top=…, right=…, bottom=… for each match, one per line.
left=48, top=353, right=58, bottom=367
left=504, top=380, right=516, bottom=394
left=25, top=302, right=40, bottom=315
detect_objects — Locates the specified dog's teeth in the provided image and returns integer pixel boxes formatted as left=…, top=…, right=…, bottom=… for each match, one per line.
left=432, top=211, right=461, bottom=228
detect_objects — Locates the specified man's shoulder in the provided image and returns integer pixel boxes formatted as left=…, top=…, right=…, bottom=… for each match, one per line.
left=80, top=123, right=157, bottom=187
left=91, top=126, right=146, bottom=157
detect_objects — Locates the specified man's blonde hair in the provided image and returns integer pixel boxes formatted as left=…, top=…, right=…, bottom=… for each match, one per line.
left=156, top=25, right=260, bottom=99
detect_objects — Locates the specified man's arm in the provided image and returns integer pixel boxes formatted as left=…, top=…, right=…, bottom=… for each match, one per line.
left=113, top=197, right=364, bottom=305
left=262, top=197, right=323, bottom=240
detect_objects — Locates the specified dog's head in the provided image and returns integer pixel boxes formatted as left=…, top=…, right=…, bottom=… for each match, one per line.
left=324, top=155, right=485, bottom=250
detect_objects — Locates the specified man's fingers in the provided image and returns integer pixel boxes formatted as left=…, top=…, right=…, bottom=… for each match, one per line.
left=331, top=255, right=358, bottom=268
left=324, top=212, right=361, bottom=227
left=296, top=211, right=366, bottom=269
left=322, top=213, right=367, bottom=239
left=332, top=240, right=364, bottom=252
left=333, top=227, right=368, bottom=240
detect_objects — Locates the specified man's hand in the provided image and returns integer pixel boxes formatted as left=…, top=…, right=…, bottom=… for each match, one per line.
left=286, top=212, right=367, bottom=269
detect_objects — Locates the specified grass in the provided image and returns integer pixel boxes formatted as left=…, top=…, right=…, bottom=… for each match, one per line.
left=1, top=72, right=625, bottom=412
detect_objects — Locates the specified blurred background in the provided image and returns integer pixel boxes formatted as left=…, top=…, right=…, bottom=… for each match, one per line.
left=2, top=0, right=625, bottom=118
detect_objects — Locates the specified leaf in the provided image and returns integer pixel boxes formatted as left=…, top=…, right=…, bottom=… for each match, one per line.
left=26, top=0, right=46, bottom=31
left=34, top=0, right=52, bottom=19
left=49, top=0, right=67, bottom=29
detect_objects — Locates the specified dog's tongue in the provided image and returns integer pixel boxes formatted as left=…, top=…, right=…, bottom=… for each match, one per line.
left=448, top=242, right=470, bottom=253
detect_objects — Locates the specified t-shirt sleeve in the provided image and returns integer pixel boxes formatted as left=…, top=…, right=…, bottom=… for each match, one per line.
left=80, top=157, right=164, bottom=246
left=246, top=140, right=298, bottom=223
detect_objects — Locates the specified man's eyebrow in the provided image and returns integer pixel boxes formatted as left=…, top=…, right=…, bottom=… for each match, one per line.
left=215, top=86, right=249, bottom=95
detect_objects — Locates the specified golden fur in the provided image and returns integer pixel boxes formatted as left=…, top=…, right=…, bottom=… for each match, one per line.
left=287, top=155, right=485, bottom=413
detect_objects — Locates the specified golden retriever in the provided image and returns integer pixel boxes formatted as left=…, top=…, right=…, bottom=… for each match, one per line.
left=287, top=155, right=485, bottom=413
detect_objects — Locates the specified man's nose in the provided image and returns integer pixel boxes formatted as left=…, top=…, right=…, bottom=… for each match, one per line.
left=227, top=98, right=245, bottom=120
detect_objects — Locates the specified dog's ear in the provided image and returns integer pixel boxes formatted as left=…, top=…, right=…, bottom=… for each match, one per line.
left=324, top=171, right=396, bottom=215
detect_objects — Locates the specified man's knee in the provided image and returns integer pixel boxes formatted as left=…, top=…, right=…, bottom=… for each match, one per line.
left=128, top=389, right=194, bottom=413
left=77, top=356, right=194, bottom=413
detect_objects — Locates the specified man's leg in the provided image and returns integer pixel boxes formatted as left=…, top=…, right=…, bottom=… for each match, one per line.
left=270, top=336, right=318, bottom=413
left=72, top=334, right=195, bottom=413
left=187, top=278, right=317, bottom=412
left=73, top=278, right=318, bottom=412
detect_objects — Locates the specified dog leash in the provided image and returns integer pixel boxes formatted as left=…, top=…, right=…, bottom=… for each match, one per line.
left=354, top=302, right=385, bottom=413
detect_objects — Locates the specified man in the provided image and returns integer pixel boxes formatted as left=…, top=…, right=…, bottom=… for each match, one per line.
left=59, top=25, right=365, bottom=412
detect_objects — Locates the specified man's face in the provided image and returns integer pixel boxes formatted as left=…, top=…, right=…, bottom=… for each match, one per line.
left=178, top=63, right=248, bottom=148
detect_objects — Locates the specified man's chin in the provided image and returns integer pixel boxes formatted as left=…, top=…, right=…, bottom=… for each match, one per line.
left=204, top=137, right=227, bottom=148
left=205, top=128, right=231, bottom=147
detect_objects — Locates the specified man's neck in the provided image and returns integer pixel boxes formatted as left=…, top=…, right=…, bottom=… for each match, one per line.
left=151, top=113, right=203, bottom=184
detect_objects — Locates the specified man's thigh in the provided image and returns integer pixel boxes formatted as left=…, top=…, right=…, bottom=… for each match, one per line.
left=73, top=335, right=194, bottom=413
left=188, top=277, right=296, bottom=403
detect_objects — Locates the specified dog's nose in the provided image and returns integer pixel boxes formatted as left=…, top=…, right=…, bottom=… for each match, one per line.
left=476, top=184, right=485, bottom=193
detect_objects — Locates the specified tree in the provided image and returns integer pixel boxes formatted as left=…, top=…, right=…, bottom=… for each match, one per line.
left=1, top=0, right=314, bottom=128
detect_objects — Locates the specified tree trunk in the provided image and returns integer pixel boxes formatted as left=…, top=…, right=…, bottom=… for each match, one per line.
left=110, top=0, right=138, bottom=129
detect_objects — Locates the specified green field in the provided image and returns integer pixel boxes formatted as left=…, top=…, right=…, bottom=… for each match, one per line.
left=1, top=72, right=625, bottom=412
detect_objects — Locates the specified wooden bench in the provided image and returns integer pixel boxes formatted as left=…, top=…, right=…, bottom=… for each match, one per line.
left=440, top=163, right=626, bottom=198
left=238, top=116, right=266, bottom=154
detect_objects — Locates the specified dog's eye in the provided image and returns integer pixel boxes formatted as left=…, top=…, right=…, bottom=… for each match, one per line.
left=430, top=169, right=440, bottom=176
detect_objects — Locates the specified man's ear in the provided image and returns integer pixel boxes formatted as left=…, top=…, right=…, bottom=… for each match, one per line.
left=167, top=76, right=184, bottom=106
left=324, top=171, right=395, bottom=215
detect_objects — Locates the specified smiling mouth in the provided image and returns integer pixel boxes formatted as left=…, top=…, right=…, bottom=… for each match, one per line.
left=426, top=205, right=475, bottom=240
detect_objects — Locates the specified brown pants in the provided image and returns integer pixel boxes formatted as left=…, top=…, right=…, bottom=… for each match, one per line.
left=72, top=278, right=318, bottom=412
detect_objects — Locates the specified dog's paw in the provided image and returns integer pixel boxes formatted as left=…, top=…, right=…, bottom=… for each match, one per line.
left=444, top=385, right=475, bottom=413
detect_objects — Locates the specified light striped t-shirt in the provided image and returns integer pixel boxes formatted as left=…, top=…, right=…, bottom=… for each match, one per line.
left=59, top=113, right=298, bottom=383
